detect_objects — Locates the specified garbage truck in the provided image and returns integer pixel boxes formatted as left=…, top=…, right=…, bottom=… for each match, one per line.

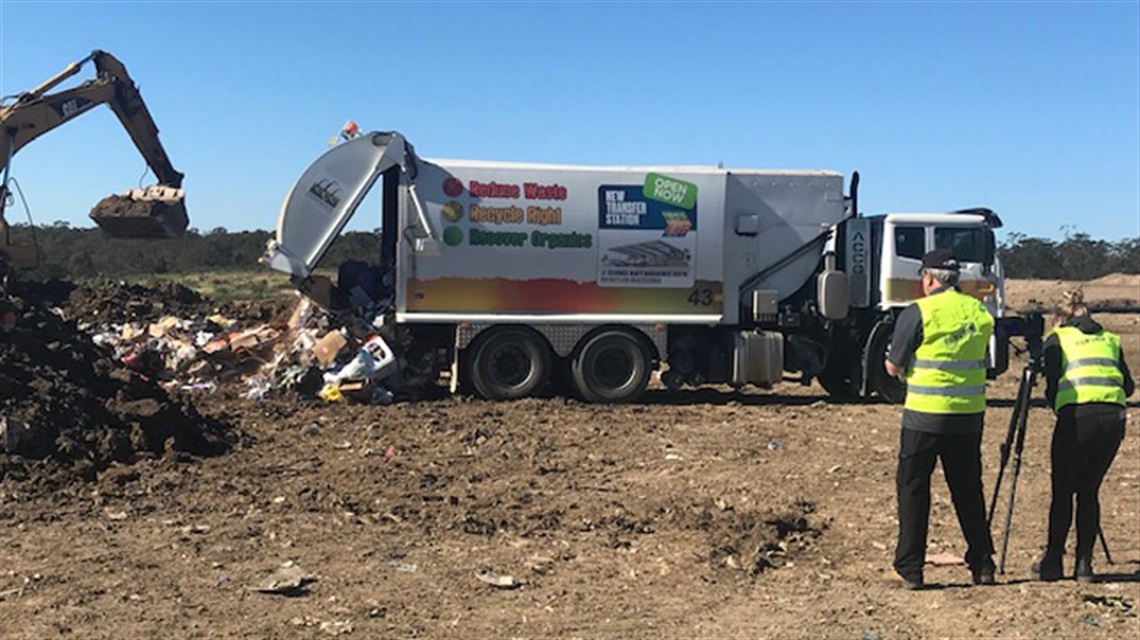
left=264, top=131, right=1009, bottom=403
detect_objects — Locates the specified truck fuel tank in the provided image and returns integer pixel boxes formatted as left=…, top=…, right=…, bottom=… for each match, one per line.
left=732, top=330, right=783, bottom=388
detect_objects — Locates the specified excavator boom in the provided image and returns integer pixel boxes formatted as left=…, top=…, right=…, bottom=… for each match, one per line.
left=0, top=50, right=188, bottom=269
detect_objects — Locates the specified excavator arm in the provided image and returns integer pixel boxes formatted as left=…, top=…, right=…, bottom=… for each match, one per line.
left=0, top=50, right=188, bottom=270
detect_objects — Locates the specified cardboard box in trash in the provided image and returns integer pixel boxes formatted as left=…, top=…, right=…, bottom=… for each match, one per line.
left=313, top=331, right=348, bottom=368
left=328, top=377, right=394, bottom=405
left=202, top=325, right=280, bottom=354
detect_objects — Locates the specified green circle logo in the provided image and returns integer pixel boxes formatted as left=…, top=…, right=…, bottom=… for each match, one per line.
left=443, top=226, right=464, bottom=246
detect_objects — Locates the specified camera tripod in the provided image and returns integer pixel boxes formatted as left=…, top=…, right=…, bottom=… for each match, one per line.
left=987, top=316, right=1113, bottom=574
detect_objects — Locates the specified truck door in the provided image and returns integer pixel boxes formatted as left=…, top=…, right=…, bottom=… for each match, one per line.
left=881, top=224, right=927, bottom=304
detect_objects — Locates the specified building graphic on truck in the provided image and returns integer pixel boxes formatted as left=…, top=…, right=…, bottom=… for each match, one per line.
left=264, top=131, right=1010, bottom=403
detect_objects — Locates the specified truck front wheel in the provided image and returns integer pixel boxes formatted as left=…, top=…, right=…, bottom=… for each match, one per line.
left=866, top=322, right=906, bottom=404
left=818, top=366, right=860, bottom=399
left=571, top=329, right=652, bottom=403
left=468, top=327, right=552, bottom=400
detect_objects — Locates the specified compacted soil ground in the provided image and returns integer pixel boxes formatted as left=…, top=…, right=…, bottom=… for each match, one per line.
left=1, top=280, right=1137, bottom=639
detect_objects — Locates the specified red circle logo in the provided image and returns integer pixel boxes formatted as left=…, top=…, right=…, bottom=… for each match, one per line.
left=443, top=177, right=464, bottom=198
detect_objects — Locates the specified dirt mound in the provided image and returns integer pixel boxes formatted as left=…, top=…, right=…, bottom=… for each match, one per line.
left=1, top=280, right=234, bottom=484
left=1089, top=272, right=1140, bottom=287
left=67, top=280, right=207, bottom=325
left=1005, top=277, right=1140, bottom=313
left=65, top=279, right=294, bottom=329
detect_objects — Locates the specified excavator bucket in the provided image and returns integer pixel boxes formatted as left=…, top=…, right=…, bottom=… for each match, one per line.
left=89, top=185, right=188, bottom=238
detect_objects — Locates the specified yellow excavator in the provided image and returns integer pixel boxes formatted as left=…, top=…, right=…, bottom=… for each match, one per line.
left=0, top=49, right=188, bottom=273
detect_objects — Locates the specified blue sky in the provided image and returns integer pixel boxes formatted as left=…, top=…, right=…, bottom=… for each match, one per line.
left=1, top=1, right=1137, bottom=241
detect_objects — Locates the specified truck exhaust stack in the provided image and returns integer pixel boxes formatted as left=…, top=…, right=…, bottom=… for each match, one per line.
left=89, top=186, right=189, bottom=238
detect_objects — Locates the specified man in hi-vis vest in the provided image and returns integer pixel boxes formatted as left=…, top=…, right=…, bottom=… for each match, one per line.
left=885, top=249, right=996, bottom=590
left=1032, top=290, right=1134, bottom=583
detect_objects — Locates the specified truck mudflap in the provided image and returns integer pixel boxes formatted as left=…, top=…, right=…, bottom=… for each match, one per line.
left=263, top=132, right=411, bottom=279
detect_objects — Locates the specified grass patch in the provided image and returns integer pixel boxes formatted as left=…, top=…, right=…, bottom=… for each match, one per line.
left=108, top=269, right=306, bottom=302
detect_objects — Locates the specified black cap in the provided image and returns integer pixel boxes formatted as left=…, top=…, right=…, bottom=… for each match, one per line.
left=920, top=248, right=960, bottom=272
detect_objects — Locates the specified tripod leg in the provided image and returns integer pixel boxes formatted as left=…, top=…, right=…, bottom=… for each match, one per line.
left=1099, top=528, right=1113, bottom=565
left=997, top=455, right=1021, bottom=575
left=997, top=367, right=1037, bottom=575
left=989, top=367, right=1033, bottom=526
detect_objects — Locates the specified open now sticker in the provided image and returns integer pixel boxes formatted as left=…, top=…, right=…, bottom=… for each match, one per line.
left=643, top=173, right=697, bottom=210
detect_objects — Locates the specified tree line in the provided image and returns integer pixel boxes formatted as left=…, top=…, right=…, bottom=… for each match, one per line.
left=996, top=232, right=1138, bottom=280
left=9, top=224, right=377, bottom=280
left=6, top=224, right=1138, bottom=281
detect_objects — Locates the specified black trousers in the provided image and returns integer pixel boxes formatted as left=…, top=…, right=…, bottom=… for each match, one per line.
left=1044, top=405, right=1126, bottom=562
left=894, top=429, right=994, bottom=579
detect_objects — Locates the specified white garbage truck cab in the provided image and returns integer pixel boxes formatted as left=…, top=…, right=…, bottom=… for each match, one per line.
left=265, top=131, right=1007, bottom=403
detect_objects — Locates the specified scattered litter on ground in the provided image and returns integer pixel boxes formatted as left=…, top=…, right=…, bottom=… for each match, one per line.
left=476, top=572, right=522, bottom=589
left=251, top=564, right=315, bottom=596
left=1083, top=594, right=1134, bottom=615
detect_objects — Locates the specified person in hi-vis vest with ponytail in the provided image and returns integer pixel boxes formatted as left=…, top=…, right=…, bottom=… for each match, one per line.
left=1032, top=290, right=1134, bottom=583
left=884, top=249, right=997, bottom=590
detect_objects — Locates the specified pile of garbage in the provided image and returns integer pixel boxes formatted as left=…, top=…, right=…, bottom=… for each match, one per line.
left=1, top=272, right=426, bottom=479
left=63, top=277, right=412, bottom=406
left=0, top=280, right=231, bottom=478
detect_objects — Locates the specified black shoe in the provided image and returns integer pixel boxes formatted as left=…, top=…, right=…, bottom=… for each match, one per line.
left=971, top=563, right=997, bottom=586
left=1075, top=557, right=1094, bottom=583
left=1031, top=558, right=1063, bottom=582
left=896, top=572, right=925, bottom=590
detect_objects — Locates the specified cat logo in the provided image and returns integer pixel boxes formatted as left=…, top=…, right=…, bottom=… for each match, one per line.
left=308, top=179, right=342, bottom=209
left=51, top=97, right=95, bottom=120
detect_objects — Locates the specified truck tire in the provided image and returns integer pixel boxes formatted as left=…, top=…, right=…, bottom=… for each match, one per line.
left=867, top=324, right=906, bottom=404
left=467, top=327, right=552, bottom=400
left=818, top=366, right=859, bottom=399
left=571, top=329, right=651, bottom=403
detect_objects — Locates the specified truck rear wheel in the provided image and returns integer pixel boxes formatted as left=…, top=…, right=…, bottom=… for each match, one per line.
left=468, top=327, right=552, bottom=400
left=571, top=329, right=651, bottom=403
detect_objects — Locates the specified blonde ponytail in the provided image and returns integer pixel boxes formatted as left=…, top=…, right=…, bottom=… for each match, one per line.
left=1053, top=289, right=1089, bottom=327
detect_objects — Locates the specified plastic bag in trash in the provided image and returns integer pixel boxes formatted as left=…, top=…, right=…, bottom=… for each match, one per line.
left=328, top=335, right=397, bottom=383
left=246, top=376, right=272, bottom=402
left=371, top=386, right=394, bottom=405
left=319, top=382, right=344, bottom=403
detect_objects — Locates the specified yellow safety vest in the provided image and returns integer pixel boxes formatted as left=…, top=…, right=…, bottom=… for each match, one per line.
left=904, top=289, right=994, bottom=414
left=1052, top=325, right=1125, bottom=410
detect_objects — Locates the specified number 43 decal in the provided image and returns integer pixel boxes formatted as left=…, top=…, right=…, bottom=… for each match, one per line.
left=687, top=288, right=714, bottom=306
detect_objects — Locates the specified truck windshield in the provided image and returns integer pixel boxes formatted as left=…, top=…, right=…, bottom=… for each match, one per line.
left=934, top=227, right=985, bottom=263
